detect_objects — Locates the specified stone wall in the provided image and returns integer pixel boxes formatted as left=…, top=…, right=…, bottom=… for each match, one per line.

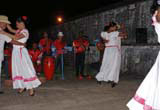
left=50, top=0, right=160, bottom=77
left=121, top=45, right=159, bottom=76
left=51, top=0, right=157, bottom=45
left=63, top=45, right=160, bottom=76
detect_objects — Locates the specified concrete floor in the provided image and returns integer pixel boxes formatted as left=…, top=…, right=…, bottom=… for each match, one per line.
left=0, top=76, right=143, bottom=110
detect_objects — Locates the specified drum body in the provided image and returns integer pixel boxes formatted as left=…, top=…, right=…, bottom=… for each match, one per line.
left=43, top=56, right=55, bottom=80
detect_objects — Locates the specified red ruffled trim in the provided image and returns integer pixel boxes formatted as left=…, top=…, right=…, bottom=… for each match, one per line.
left=134, top=94, right=153, bottom=110
left=13, top=76, right=38, bottom=82
left=105, top=45, right=121, bottom=52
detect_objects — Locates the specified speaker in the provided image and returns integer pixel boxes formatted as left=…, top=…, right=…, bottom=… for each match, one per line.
left=136, top=28, right=147, bottom=44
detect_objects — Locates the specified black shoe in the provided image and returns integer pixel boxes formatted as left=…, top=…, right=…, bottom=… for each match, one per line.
left=107, top=80, right=112, bottom=84
left=0, top=91, right=4, bottom=94
left=18, top=88, right=26, bottom=94
left=97, top=81, right=102, bottom=85
left=111, top=82, right=117, bottom=88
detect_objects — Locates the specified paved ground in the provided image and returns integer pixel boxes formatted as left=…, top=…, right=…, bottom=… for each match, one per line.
left=0, top=75, right=143, bottom=110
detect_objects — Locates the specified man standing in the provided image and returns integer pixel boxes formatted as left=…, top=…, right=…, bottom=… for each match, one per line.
left=73, top=35, right=89, bottom=80
left=0, top=15, right=25, bottom=94
left=53, top=32, right=66, bottom=79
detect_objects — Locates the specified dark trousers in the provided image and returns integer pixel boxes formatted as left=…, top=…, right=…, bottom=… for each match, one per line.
left=100, top=50, right=104, bottom=64
left=75, top=52, right=85, bottom=77
left=4, top=57, right=10, bottom=79
left=55, top=54, right=62, bottom=73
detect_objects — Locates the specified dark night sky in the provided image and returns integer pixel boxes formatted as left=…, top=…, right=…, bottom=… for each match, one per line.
left=0, top=0, right=124, bottom=31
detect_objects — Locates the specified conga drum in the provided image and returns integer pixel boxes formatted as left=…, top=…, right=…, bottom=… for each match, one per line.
left=43, top=56, right=55, bottom=80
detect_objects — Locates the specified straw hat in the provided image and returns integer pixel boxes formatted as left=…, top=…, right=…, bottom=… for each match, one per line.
left=0, top=15, right=11, bottom=24
left=58, top=32, right=64, bottom=36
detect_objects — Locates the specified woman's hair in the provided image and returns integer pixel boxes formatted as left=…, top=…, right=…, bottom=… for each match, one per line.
left=104, top=21, right=117, bottom=32
left=103, top=25, right=110, bottom=31
left=151, top=0, right=160, bottom=14
left=16, top=16, right=29, bottom=28
left=109, top=21, right=117, bottom=27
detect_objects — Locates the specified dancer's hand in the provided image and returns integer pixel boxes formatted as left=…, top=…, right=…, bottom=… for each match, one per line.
left=23, top=43, right=26, bottom=47
left=120, top=23, right=125, bottom=29
left=154, top=10, right=158, bottom=17
left=0, top=30, right=6, bottom=34
left=7, top=24, right=12, bottom=30
left=7, top=24, right=16, bottom=33
left=152, top=11, right=158, bottom=25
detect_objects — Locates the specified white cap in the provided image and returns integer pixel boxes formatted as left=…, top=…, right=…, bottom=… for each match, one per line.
left=58, top=32, right=64, bottom=36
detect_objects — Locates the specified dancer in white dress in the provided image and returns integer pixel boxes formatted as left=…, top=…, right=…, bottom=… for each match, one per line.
left=126, top=7, right=160, bottom=110
left=0, top=16, right=41, bottom=96
left=0, top=15, right=26, bottom=94
left=96, top=22, right=127, bottom=87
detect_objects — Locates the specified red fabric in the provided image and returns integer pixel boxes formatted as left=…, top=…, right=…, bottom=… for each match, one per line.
left=73, top=39, right=89, bottom=53
left=39, top=38, right=52, bottom=53
left=12, top=76, right=38, bottom=82
left=43, top=57, right=55, bottom=80
left=4, top=48, right=12, bottom=56
left=53, top=39, right=66, bottom=50
left=29, top=49, right=42, bottom=73
left=133, top=94, right=153, bottom=110
left=28, top=49, right=42, bottom=62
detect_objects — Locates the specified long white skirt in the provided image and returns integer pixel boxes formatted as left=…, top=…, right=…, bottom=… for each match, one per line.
left=96, top=47, right=121, bottom=83
left=12, top=47, right=41, bottom=90
left=127, top=51, right=160, bottom=110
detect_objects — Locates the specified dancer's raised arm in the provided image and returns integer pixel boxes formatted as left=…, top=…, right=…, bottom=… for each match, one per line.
left=7, top=24, right=16, bottom=34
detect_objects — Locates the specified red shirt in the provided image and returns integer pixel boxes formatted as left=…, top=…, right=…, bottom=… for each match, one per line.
left=53, top=39, right=66, bottom=50
left=73, top=39, right=89, bottom=53
left=28, top=49, right=42, bottom=62
left=39, top=38, right=52, bottom=53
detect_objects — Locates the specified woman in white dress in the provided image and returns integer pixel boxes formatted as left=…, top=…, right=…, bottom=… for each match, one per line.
left=126, top=6, right=160, bottom=110
left=0, top=16, right=41, bottom=96
left=96, top=22, right=127, bottom=87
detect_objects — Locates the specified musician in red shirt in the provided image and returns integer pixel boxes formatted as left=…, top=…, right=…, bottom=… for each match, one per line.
left=29, top=43, right=42, bottom=75
left=73, top=35, right=89, bottom=79
left=39, top=32, right=52, bottom=56
left=53, top=32, right=66, bottom=78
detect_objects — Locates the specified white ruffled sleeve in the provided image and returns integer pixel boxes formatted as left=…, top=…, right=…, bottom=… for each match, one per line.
left=101, top=32, right=109, bottom=40
left=19, top=29, right=29, bottom=43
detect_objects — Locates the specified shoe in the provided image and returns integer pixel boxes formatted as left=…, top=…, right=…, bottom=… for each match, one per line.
left=0, top=91, right=4, bottom=94
left=29, top=89, right=35, bottom=96
left=18, top=88, right=26, bottom=94
left=107, top=80, right=111, bottom=84
left=111, top=82, right=117, bottom=88
left=97, top=81, right=102, bottom=85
